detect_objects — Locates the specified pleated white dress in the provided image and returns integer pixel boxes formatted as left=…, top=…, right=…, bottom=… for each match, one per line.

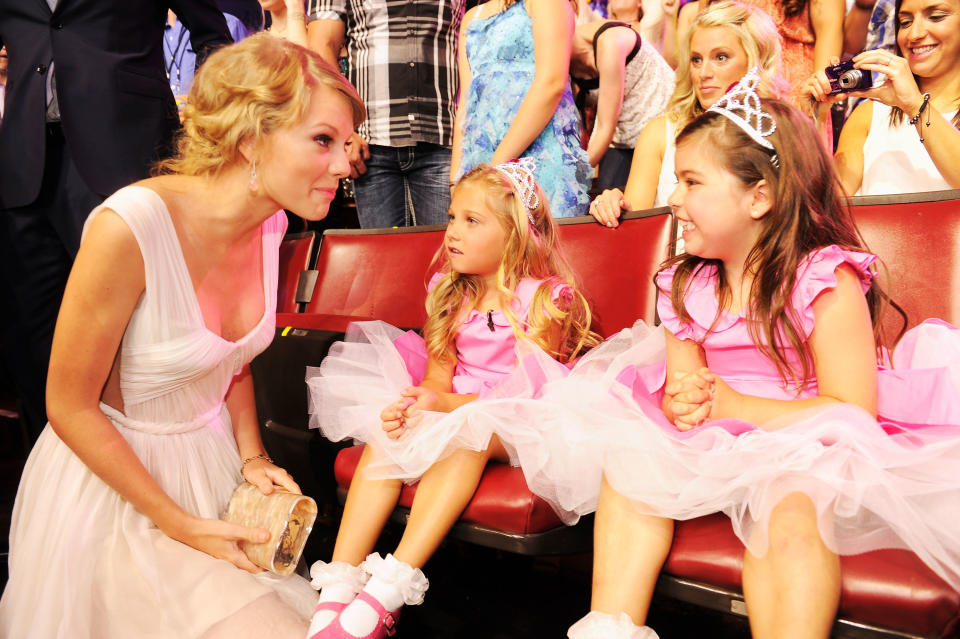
left=0, top=186, right=316, bottom=638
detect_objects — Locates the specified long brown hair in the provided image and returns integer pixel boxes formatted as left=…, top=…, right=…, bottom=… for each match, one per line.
left=423, top=165, right=600, bottom=365
left=663, top=100, right=902, bottom=389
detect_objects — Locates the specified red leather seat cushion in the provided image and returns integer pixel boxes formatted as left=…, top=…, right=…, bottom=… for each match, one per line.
left=558, top=212, right=673, bottom=333
left=304, top=229, right=444, bottom=328
left=665, top=514, right=960, bottom=637
left=852, top=195, right=960, bottom=330
left=334, top=445, right=565, bottom=534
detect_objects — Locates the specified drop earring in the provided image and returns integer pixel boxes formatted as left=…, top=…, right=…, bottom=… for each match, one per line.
left=249, top=159, right=259, bottom=193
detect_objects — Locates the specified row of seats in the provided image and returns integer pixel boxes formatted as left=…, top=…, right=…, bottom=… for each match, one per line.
left=261, top=189, right=960, bottom=639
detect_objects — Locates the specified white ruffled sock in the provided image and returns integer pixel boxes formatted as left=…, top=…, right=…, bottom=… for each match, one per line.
left=567, top=611, right=659, bottom=639
left=307, top=560, right=368, bottom=634
left=338, top=553, right=429, bottom=637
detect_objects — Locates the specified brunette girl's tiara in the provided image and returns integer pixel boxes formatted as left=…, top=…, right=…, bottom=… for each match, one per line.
left=493, top=157, right=540, bottom=224
left=708, top=67, right=780, bottom=167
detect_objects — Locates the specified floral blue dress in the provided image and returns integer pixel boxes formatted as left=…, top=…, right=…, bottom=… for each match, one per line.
left=457, top=1, right=592, bottom=218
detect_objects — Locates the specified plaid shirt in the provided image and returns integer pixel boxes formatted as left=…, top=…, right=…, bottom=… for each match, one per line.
left=307, top=0, right=465, bottom=147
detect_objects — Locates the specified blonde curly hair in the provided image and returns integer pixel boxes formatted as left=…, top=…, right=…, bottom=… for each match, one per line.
left=668, top=1, right=787, bottom=130
left=423, top=165, right=600, bottom=365
left=156, top=33, right=364, bottom=177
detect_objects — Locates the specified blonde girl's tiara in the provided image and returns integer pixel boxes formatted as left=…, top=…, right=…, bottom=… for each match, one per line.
left=493, top=157, right=539, bottom=225
left=707, top=67, right=780, bottom=168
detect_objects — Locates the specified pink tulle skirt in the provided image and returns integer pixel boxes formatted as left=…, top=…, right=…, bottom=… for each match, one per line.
left=519, top=319, right=960, bottom=590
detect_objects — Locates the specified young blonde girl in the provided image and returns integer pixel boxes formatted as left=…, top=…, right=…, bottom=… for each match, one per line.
left=304, top=159, right=599, bottom=639
left=563, top=71, right=960, bottom=639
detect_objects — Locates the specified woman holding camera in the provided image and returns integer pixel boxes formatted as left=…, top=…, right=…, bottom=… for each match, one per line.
left=805, top=0, right=960, bottom=195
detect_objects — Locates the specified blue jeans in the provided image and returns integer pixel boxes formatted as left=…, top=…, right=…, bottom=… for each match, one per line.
left=352, top=142, right=451, bottom=228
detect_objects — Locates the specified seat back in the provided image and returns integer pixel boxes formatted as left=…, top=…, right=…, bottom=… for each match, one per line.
left=303, top=225, right=446, bottom=327
left=303, top=212, right=675, bottom=334
left=558, top=210, right=674, bottom=336
left=850, top=191, right=960, bottom=339
left=277, top=231, right=316, bottom=313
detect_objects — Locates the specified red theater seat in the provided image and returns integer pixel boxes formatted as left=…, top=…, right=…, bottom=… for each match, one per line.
left=302, top=225, right=446, bottom=328
left=660, top=514, right=960, bottom=638
left=850, top=190, right=960, bottom=332
left=277, top=231, right=316, bottom=313
left=557, top=211, right=674, bottom=337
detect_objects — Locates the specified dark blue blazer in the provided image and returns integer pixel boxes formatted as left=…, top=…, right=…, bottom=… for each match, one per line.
left=0, top=0, right=232, bottom=209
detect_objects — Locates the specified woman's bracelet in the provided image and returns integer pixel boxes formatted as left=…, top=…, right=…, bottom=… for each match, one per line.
left=241, top=453, right=273, bottom=472
left=909, top=92, right=931, bottom=143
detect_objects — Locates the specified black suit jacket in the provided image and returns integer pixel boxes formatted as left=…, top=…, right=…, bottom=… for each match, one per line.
left=0, top=0, right=232, bottom=209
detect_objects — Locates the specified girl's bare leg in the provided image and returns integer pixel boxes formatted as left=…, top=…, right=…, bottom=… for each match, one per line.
left=330, top=445, right=404, bottom=565
left=393, top=436, right=509, bottom=568
left=742, top=492, right=841, bottom=639
left=591, top=476, right=674, bottom=625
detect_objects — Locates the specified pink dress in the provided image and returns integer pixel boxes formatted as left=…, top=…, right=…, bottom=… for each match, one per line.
left=595, top=246, right=960, bottom=590
left=305, top=275, right=573, bottom=482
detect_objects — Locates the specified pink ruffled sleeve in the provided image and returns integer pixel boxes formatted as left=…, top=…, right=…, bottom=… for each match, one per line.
left=655, top=265, right=708, bottom=341
left=793, top=245, right=877, bottom=337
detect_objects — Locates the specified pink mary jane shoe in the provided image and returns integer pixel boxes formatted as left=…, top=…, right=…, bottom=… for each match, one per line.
left=308, top=592, right=400, bottom=639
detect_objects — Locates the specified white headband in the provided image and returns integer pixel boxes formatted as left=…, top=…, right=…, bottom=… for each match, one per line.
left=493, top=157, right=540, bottom=225
left=707, top=67, right=780, bottom=167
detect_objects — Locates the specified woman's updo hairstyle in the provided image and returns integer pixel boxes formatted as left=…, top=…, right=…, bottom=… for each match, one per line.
left=157, top=32, right=364, bottom=177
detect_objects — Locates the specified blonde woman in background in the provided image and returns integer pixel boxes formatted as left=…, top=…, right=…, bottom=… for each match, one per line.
left=589, top=0, right=786, bottom=227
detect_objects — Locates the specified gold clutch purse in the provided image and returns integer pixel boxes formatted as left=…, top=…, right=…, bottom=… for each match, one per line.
left=221, top=482, right=317, bottom=576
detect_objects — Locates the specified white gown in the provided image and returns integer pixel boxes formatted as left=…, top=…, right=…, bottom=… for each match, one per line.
left=0, top=186, right=316, bottom=638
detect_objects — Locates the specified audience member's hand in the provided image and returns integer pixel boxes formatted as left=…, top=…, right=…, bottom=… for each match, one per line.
left=662, top=0, right=680, bottom=19
left=801, top=56, right=847, bottom=107
left=665, top=367, right=714, bottom=430
left=241, top=457, right=301, bottom=496
left=346, top=132, right=370, bottom=178
left=845, top=48, right=924, bottom=114
left=590, top=188, right=629, bottom=228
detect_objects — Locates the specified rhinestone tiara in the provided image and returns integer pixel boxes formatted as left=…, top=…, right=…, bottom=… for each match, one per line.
left=493, top=157, right=540, bottom=223
left=707, top=67, right=776, bottom=150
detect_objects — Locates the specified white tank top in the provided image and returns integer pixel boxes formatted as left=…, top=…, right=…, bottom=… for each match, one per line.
left=654, top=118, right=677, bottom=207
left=858, top=101, right=957, bottom=196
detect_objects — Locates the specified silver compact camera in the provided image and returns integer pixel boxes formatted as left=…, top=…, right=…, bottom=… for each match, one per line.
left=825, top=60, right=873, bottom=94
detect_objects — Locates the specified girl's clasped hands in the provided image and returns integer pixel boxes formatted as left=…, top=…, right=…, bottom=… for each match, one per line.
left=665, top=367, right=716, bottom=430
left=380, top=387, right=437, bottom=439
